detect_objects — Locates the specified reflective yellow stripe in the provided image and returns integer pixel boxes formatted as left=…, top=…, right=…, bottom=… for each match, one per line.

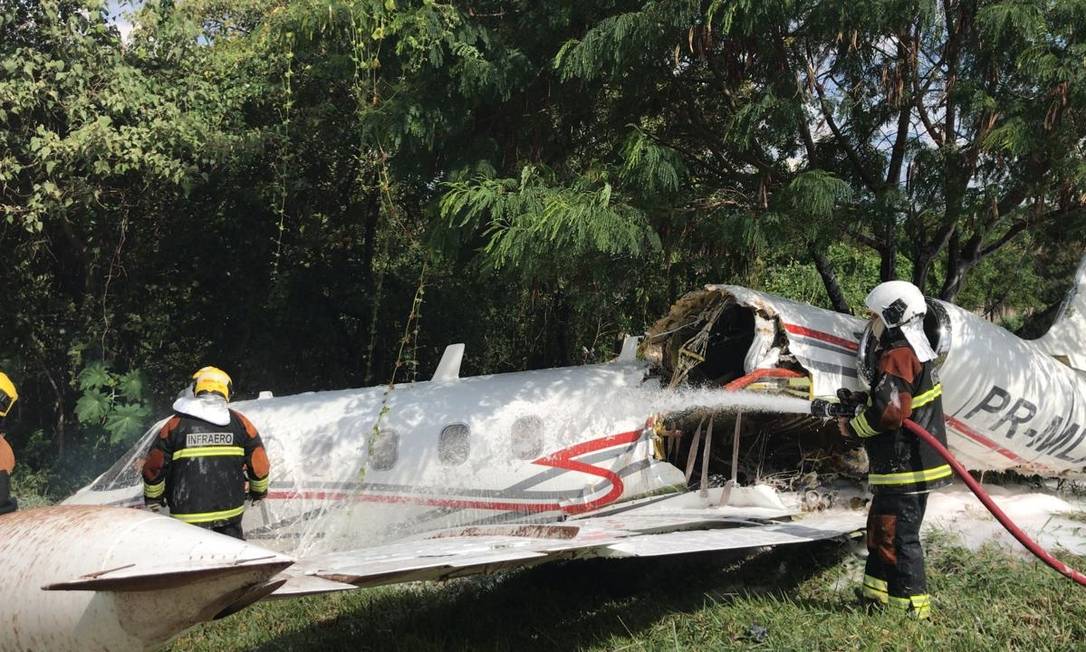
left=172, top=505, right=245, bottom=524
left=868, top=464, right=952, bottom=486
left=173, top=446, right=244, bottom=460
left=863, top=575, right=888, bottom=592
left=912, top=384, right=943, bottom=408
left=851, top=412, right=879, bottom=438
left=889, top=594, right=931, bottom=619
left=861, top=574, right=889, bottom=604
left=143, top=481, right=165, bottom=498
left=862, top=585, right=888, bottom=604
left=249, top=476, right=269, bottom=492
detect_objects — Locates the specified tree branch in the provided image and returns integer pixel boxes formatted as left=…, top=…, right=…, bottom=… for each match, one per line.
left=885, top=31, right=914, bottom=186
left=811, top=70, right=879, bottom=192
left=980, top=206, right=1081, bottom=258
left=848, top=228, right=881, bottom=250
left=810, top=245, right=852, bottom=314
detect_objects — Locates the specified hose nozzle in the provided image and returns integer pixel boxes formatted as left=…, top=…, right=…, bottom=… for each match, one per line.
left=810, top=389, right=868, bottom=419
left=810, top=399, right=859, bottom=419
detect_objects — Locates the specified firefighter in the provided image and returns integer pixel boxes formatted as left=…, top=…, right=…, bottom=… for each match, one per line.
left=0, top=371, right=17, bottom=515
left=141, top=366, right=269, bottom=540
left=842, top=281, right=951, bottom=620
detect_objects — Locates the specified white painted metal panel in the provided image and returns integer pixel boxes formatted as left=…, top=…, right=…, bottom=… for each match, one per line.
left=601, top=512, right=864, bottom=557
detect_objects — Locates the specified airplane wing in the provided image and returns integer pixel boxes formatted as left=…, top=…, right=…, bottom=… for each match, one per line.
left=271, top=499, right=864, bottom=597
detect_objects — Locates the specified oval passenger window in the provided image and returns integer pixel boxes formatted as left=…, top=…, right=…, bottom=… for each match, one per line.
left=511, top=415, right=544, bottom=460
left=369, top=429, right=399, bottom=471
left=439, top=423, right=471, bottom=466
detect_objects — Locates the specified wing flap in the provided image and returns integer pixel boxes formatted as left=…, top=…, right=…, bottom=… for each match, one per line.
left=263, top=574, right=358, bottom=599
left=602, top=511, right=864, bottom=557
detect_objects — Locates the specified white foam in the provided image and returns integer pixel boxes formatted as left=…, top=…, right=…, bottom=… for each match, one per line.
left=923, top=483, right=1086, bottom=556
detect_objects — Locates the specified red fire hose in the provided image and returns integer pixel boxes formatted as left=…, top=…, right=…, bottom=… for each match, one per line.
left=903, top=418, right=1086, bottom=588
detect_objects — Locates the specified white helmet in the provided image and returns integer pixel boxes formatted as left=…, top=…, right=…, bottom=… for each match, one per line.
left=864, top=280, right=936, bottom=362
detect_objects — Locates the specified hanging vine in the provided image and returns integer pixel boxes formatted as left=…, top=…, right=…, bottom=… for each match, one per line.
left=270, top=31, right=294, bottom=281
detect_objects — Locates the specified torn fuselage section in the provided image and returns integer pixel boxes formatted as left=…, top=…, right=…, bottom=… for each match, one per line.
left=640, top=286, right=871, bottom=501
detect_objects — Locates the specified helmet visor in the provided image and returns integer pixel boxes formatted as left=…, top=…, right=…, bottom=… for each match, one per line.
left=901, top=320, right=937, bottom=363
left=0, top=392, right=13, bottom=418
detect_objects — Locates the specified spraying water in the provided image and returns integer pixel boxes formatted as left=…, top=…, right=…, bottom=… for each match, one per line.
left=646, top=386, right=812, bottom=416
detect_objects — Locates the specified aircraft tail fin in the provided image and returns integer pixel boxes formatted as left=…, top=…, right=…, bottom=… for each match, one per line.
left=1034, top=254, right=1086, bottom=372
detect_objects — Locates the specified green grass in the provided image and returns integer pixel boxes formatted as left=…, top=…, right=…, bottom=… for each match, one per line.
left=169, top=534, right=1086, bottom=651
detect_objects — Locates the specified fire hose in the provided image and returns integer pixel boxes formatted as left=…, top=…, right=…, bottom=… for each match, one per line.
left=811, top=393, right=1086, bottom=587
left=901, top=418, right=1086, bottom=588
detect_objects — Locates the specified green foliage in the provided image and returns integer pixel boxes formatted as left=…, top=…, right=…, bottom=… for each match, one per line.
left=554, top=0, right=701, bottom=82
left=620, top=129, right=686, bottom=195
left=74, top=362, right=152, bottom=445
left=440, top=166, right=661, bottom=277
left=786, top=171, right=853, bottom=220
left=1, top=0, right=1085, bottom=499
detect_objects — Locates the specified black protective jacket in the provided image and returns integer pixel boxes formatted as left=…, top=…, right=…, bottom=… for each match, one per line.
left=142, top=408, right=269, bottom=526
left=848, top=339, right=951, bottom=493
left=0, top=433, right=15, bottom=515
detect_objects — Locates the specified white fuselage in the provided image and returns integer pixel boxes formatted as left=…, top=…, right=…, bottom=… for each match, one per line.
left=66, top=285, right=1086, bottom=552
left=936, top=300, right=1086, bottom=474
left=69, top=362, right=695, bottom=552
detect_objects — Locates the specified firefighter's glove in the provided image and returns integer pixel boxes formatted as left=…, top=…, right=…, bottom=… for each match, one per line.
left=144, top=496, right=165, bottom=512
left=249, top=491, right=267, bottom=504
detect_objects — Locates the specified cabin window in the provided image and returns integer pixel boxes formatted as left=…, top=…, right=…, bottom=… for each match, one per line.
left=511, top=415, right=544, bottom=460
left=439, top=423, right=471, bottom=466
left=369, top=429, right=399, bottom=471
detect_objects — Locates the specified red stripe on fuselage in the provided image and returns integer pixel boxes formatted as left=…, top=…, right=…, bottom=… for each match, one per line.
left=532, top=429, right=642, bottom=515
left=781, top=323, right=859, bottom=352
left=945, top=416, right=1024, bottom=463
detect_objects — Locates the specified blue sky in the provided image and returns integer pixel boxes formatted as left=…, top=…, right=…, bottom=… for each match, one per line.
left=105, top=0, right=136, bottom=40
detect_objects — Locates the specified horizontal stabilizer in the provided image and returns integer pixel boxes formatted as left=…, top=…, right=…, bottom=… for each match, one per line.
left=42, top=557, right=293, bottom=592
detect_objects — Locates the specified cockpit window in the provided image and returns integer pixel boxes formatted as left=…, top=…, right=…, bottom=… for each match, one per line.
left=511, top=415, right=544, bottom=460
left=89, top=419, right=165, bottom=492
left=439, top=423, right=470, bottom=466
left=368, top=429, right=399, bottom=471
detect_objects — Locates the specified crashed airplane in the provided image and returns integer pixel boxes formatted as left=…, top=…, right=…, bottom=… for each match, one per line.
left=18, top=254, right=1083, bottom=649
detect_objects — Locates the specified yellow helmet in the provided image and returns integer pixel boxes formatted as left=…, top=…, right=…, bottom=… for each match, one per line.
left=0, top=372, right=17, bottom=418
left=192, top=366, right=232, bottom=401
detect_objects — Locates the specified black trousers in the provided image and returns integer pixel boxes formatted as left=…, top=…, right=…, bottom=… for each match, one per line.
left=0, top=471, right=17, bottom=515
left=862, top=491, right=931, bottom=617
left=198, top=518, right=245, bottom=540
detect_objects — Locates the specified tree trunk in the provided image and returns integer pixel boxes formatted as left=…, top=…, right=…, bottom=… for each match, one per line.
left=879, top=246, right=897, bottom=282
left=810, top=246, right=851, bottom=314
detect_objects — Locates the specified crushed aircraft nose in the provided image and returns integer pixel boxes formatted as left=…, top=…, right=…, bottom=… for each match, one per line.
left=0, top=505, right=292, bottom=651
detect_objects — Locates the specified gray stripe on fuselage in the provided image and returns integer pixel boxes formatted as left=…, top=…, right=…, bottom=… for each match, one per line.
left=792, top=337, right=859, bottom=359
left=796, top=357, right=859, bottom=378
